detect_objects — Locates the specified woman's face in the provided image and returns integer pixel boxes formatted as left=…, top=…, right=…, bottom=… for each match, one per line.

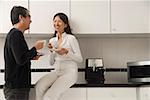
left=53, top=16, right=66, bottom=33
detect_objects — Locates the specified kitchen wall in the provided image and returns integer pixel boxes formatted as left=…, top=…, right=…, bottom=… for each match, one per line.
left=1, top=34, right=150, bottom=84
left=0, top=0, right=150, bottom=99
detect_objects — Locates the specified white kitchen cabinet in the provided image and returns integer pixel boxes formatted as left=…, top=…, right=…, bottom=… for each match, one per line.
left=28, top=87, right=86, bottom=100
left=30, top=0, right=70, bottom=34
left=0, top=0, right=28, bottom=33
left=60, top=88, right=86, bottom=100
left=111, top=0, right=149, bottom=33
left=87, top=88, right=137, bottom=100
left=148, top=0, right=150, bottom=33
left=0, top=0, right=3, bottom=34
left=70, top=0, right=110, bottom=34
left=0, top=89, right=5, bottom=100
left=137, top=86, right=150, bottom=100
left=0, top=73, right=4, bottom=86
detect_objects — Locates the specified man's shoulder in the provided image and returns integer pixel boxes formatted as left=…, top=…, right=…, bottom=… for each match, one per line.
left=10, top=28, right=21, bottom=33
left=8, top=28, right=22, bottom=37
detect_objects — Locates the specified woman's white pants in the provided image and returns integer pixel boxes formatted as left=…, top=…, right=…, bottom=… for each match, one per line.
left=35, top=68, right=77, bottom=100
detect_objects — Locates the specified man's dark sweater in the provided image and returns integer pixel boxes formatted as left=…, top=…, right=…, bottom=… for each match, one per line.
left=4, top=28, right=37, bottom=89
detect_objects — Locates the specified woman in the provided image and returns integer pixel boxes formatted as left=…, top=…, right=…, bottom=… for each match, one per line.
left=35, top=13, right=83, bottom=100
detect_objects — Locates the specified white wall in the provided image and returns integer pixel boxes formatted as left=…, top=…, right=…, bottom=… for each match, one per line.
left=79, top=37, right=150, bottom=68
left=1, top=35, right=150, bottom=99
left=0, top=36, right=150, bottom=84
left=0, top=38, right=5, bottom=70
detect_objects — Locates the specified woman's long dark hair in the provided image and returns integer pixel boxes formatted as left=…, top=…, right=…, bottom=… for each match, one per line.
left=53, top=13, right=73, bottom=37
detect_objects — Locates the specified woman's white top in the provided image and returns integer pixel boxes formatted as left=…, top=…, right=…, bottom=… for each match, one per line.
left=49, top=32, right=83, bottom=68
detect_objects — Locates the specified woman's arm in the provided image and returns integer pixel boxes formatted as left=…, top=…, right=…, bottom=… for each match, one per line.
left=66, top=36, right=83, bottom=63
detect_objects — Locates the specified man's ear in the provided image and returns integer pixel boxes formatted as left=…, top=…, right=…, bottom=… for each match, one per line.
left=19, top=15, right=23, bottom=22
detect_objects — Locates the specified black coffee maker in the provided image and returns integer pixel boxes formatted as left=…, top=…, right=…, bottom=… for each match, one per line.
left=85, top=58, right=105, bottom=84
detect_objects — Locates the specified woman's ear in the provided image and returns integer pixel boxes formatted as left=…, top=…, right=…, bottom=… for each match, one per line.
left=65, top=24, right=67, bottom=28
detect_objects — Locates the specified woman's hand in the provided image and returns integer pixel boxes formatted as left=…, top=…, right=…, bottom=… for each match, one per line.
left=56, top=48, right=68, bottom=55
left=48, top=43, right=53, bottom=49
left=48, top=43, right=54, bottom=52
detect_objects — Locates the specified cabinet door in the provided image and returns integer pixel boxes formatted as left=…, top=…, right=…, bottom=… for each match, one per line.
left=0, top=73, right=4, bottom=86
left=0, top=0, right=2, bottom=33
left=0, top=0, right=28, bottom=33
left=30, top=0, right=70, bottom=34
left=70, top=0, right=110, bottom=34
left=60, top=88, right=86, bottom=100
left=148, top=0, right=150, bottom=33
left=0, top=73, right=4, bottom=99
left=0, top=89, right=5, bottom=100
left=87, top=88, right=137, bottom=100
left=111, top=0, right=149, bottom=33
left=137, top=87, right=150, bottom=100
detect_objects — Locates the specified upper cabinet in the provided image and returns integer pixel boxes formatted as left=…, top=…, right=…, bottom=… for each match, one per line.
left=0, top=0, right=149, bottom=34
left=148, top=0, right=150, bottom=33
left=111, top=0, right=149, bottom=33
left=0, top=0, right=2, bottom=33
left=0, top=0, right=28, bottom=34
left=70, top=0, right=110, bottom=34
left=29, top=0, right=70, bottom=34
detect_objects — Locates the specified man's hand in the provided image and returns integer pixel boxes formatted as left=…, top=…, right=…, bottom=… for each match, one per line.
left=32, top=54, right=42, bottom=60
left=34, top=40, right=45, bottom=50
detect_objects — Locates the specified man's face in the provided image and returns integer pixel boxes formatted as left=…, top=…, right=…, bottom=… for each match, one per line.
left=23, top=14, right=32, bottom=30
left=19, top=10, right=32, bottom=31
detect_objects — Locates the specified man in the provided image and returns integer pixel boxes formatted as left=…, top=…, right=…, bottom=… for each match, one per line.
left=3, top=6, right=44, bottom=100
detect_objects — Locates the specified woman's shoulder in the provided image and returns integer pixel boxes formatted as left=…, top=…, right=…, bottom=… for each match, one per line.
left=66, top=34, right=76, bottom=40
left=49, top=37, right=56, bottom=42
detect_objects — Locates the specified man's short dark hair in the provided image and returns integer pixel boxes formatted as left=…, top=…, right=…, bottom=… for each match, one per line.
left=11, top=6, right=29, bottom=25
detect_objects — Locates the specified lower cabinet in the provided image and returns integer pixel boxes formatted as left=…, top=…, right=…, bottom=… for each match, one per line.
left=60, top=87, right=137, bottom=100
left=87, top=88, right=137, bottom=100
left=0, top=87, right=139, bottom=100
left=137, top=86, right=150, bottom=100
left=60, top=88, right=86, bottom=100
left=29, top=88, right=86, bottom=100
left=0, top=89, right=5, bottom=100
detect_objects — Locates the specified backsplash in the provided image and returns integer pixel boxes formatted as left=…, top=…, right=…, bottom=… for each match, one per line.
left=79, top=37, right=150, bottom=68
left=1, top=35, right=150, bottom=83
